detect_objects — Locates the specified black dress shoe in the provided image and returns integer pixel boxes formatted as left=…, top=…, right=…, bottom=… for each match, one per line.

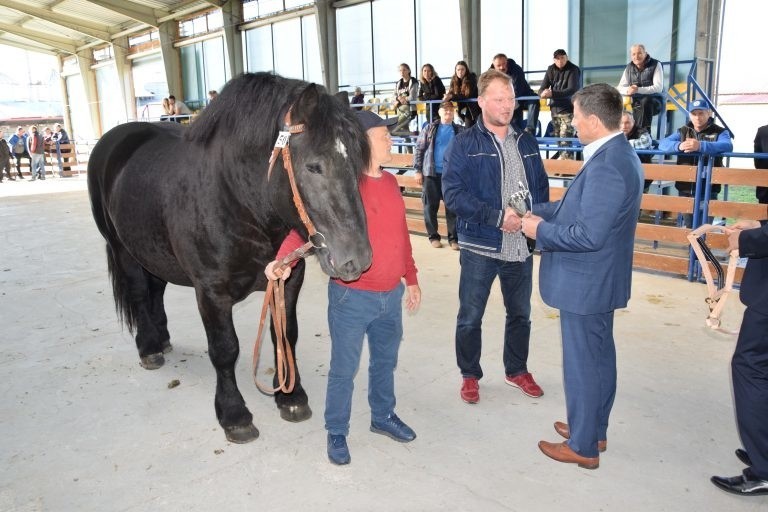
left=736, top=448, right=752, bottom=466
left=711, top=469, right=768, bottom=496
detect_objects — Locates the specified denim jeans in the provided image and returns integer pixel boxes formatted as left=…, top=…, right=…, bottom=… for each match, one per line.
left=30, top=153, right=45, bottom=178
left=455, top=250, right=533, bottom=379
left=422, top=175, right=456, bottom=243
left=325, top=280, right=404, bottom=436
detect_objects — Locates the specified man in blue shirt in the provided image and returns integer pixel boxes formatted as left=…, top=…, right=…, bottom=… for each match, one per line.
left=414, top=101, right=463, bottom=249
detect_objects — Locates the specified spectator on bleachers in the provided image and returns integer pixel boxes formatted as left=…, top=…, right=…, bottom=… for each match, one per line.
left=620, top=111, right=653, bottom=161
left=0, top=129, right=13, bottom=182
left=418, top=63, right=446, bottom=122
left=169, top=95, right=192, bottom=123
left=8, top=126, right=29, bottom=179
left=26, top=125, right=45, bottom=181
left=620, top=110, right=654, bottom=191
left=617, top=44, right=664, bottom=131
left=414, top=100, right=462, bottom=250
left=659, top=98, right=732, bottom=227
left=393, top=63, right=418, bottom=135
left=350, top=87, right=365, bottom=108
left=444, top=60, right=480, bottom=127
left=161, top=98, right=173, bottom=121
left=492, top=53, right=539, bottom=134
left=52, top=123, right=70, bottom=177
left=753, top=124, right=768, bottom=204
left=539, top=49, right=581, bottom=157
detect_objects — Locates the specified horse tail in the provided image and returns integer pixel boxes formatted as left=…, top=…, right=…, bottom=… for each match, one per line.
left=104, top=240, right=139, bottom=334
left=88, top=123, right=165, bottom=334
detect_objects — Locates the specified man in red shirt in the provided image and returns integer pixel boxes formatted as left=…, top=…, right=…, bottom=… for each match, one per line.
left=265, top=110, right=421, bottom=465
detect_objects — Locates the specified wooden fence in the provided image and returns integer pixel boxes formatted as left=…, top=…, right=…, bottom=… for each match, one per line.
left=388, top=153, right=768, bottom=283
left=4, top=142, right=85, bottom=177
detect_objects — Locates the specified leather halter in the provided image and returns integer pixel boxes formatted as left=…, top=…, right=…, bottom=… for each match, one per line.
left=253, top=108, right=327, bottom=395
left=687, top=224, right=739, bottom=334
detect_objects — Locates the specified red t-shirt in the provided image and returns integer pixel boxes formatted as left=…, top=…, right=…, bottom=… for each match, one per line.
left=277, top=171, right=418, bottom=291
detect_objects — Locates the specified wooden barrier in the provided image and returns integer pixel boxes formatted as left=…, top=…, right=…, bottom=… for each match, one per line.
left=388, top=153, right=768, bottom=281
left=5, top=142, right=82, bottom=178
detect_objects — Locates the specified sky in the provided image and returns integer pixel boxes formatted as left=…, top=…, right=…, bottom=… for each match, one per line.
left=718, top=0, right=767, bottom=94
left=0, top=46, right=57, bottom=89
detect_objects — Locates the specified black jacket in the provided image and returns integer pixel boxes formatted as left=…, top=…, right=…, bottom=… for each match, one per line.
left=539, top=61, right=581, bottom=114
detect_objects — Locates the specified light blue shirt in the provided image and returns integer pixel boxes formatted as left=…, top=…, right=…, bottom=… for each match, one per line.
left=433, top=124, right=455, bottom=173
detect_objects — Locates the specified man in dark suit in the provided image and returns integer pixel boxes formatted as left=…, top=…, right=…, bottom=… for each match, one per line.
left=521, top=83, right=643, bottom=469
left=710, top=219, right=768, bottom=495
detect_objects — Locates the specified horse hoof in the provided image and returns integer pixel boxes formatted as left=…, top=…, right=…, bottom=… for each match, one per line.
left=139, top=353, right=165, bottom=370
left=225, top=424, right=260, bottom=444
left=161, top=339, right=173, bottom=354
left=279, top=404, right=312, bottom=423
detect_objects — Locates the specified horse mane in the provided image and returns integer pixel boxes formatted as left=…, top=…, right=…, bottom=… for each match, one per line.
left=186, top=72, right=368, bottom=177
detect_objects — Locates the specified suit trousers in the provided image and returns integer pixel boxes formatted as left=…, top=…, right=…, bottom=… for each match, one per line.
left=560, top=309, right=617, bottom=458
left=732, top=306, right=768, bottom=480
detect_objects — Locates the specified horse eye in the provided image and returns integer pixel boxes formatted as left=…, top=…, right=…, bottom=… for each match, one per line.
left=306, top=163, right=323, bottom=174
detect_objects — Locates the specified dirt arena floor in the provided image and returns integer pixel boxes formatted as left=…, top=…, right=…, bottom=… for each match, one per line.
left=1, top=177, right=765, bottom=511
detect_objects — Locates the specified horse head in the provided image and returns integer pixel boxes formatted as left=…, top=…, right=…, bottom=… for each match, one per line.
left=276, top=83, right=373, bottom=281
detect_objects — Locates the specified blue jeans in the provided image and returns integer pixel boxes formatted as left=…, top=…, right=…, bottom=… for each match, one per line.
left=325, top=280, right=404, bottom=436
left=455, top=250, right=533, bottom=379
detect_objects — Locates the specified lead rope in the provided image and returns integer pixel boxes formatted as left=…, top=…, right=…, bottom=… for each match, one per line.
left=686, top=224, right=739, bottom=334
left=253, top=110, right=326, bottom=395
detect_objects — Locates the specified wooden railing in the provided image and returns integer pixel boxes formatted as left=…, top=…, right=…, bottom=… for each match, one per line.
left=387, top=154, right=768, bottom=282
left=5, top=142, right=85, bottom=177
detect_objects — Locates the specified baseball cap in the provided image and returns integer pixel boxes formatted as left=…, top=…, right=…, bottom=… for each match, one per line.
left=688, top=99, right=711, bottom=112
left=356, top=110, right=398, bottom=130
left=553, top=49, right=567, bottom=58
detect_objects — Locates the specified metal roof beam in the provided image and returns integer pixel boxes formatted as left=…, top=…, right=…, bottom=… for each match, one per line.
left=0, top=0, right=113, bottom=42
left=0, top=21, right=79, bottom=54
left=81, top=0, right=169, bottom=28
left=0, top=34, right=60, bottom=55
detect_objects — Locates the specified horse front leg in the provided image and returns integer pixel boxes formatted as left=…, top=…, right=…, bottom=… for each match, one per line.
left=197, top=290, right=259, bottom=443
left=272, top=259, right=312, bottom=422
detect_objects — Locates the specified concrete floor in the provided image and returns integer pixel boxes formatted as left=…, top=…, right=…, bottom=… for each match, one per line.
left=1, top=177, right=765, bottom=511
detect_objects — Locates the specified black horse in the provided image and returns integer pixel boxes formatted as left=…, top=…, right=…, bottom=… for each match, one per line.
left=88, top=72, right=372, bottom=443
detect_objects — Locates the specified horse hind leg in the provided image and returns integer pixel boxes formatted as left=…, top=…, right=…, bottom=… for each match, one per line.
left=272, top=260, right=312, bottom=423
left=197, top=290, right=259, bottom=443
left=107, top=244, right=172, bottom=369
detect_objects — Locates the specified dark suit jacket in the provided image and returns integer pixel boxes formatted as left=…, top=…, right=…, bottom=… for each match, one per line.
left=535, top=134, right=644, bottom=315
left=739, top=221, right=768, bottom=315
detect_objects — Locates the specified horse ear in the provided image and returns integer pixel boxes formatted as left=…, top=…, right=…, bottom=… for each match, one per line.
left=296, top=84, right=321, bottom=118
left=334, top=90, right=350, bottom=105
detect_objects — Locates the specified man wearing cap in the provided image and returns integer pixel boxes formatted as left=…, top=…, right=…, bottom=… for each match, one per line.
left=539, top=49, right=581, bottom=159
left=617, top=44, right=664, bottom=131
left=264, top=110, right=421, bottom=466
left=414, top=101, right=463, bottom=249
left=659, top=98, right=733, bottom=227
